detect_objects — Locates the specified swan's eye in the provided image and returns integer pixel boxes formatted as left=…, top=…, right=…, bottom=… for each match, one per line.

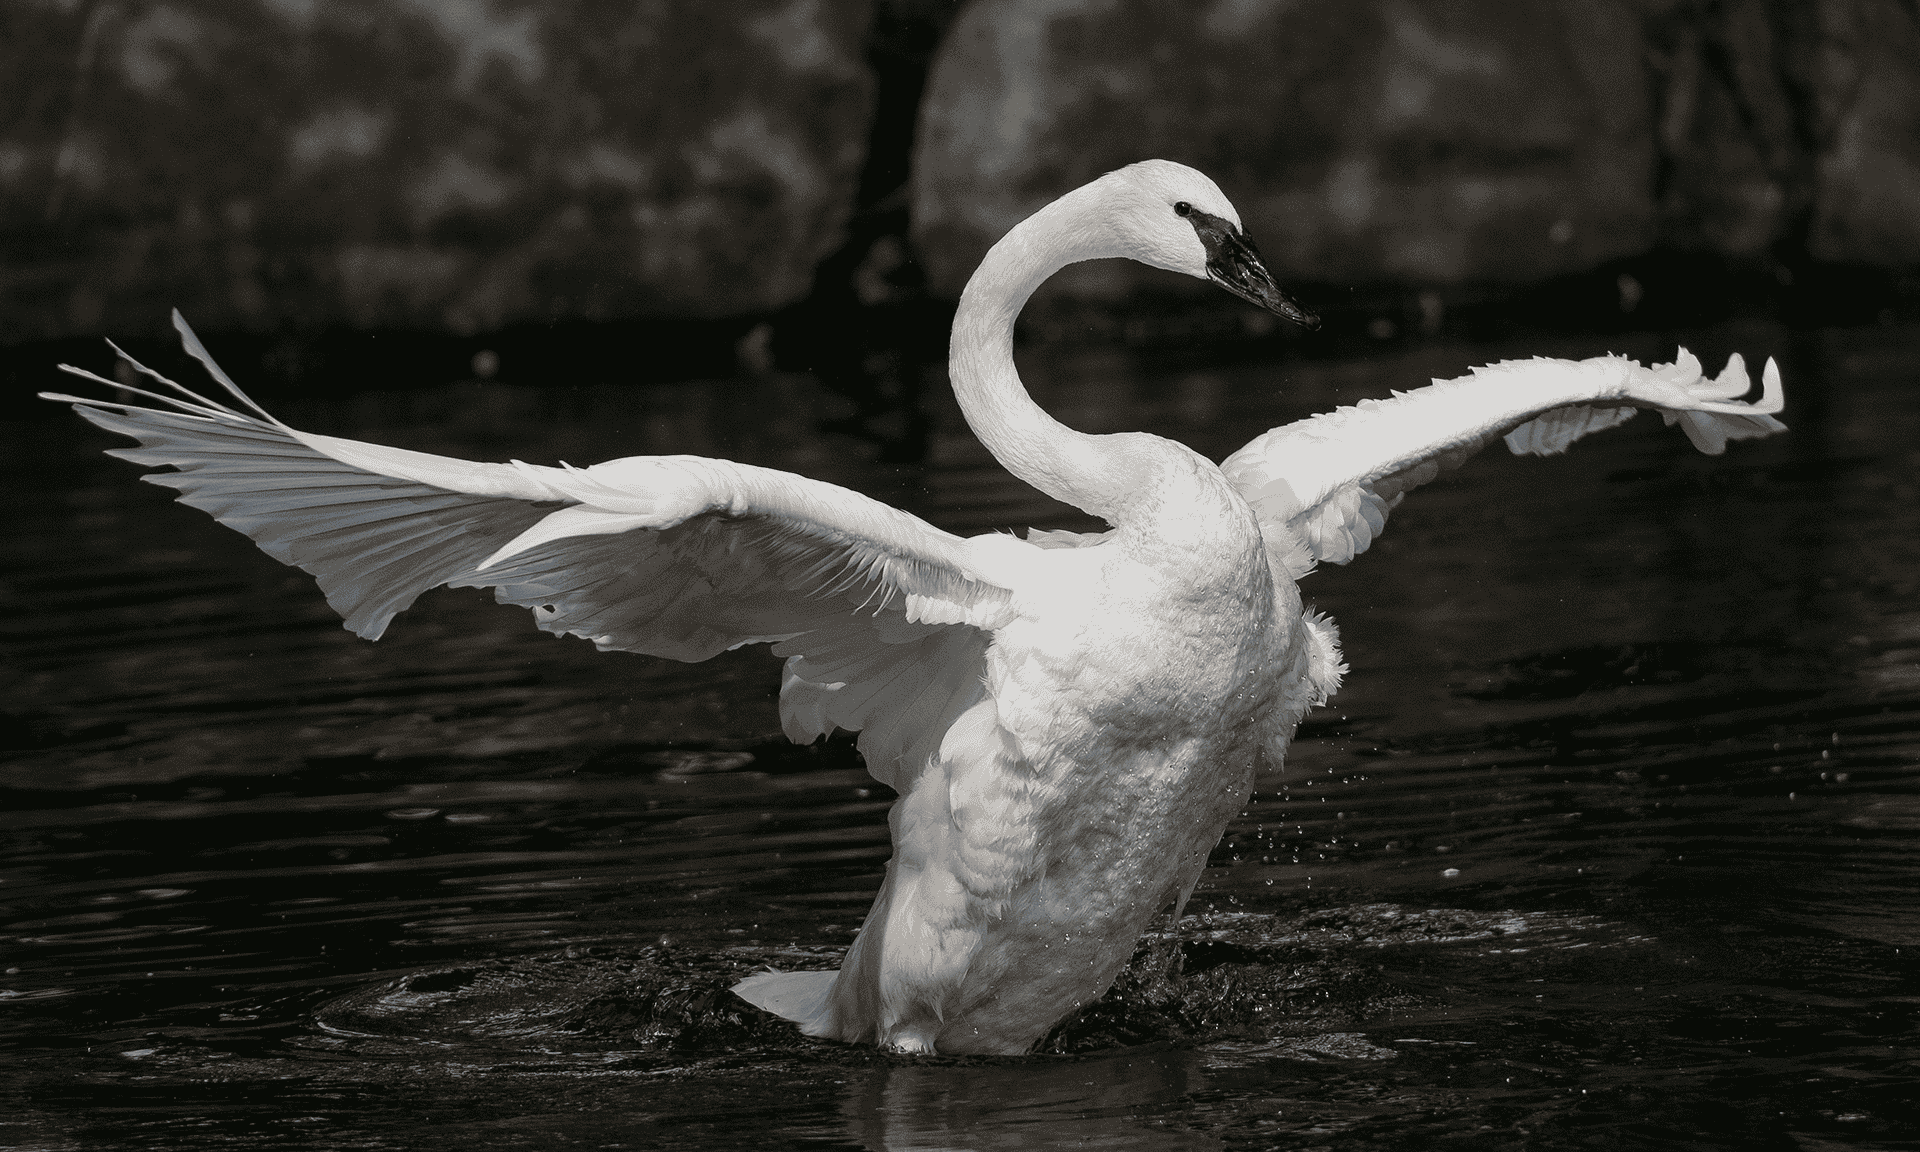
left=1173, top=201, right=1192, bottom=217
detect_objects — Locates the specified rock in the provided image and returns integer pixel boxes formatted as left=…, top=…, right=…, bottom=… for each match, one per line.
left=1642, top=0, right=1920, bottom=271
left=911, top=0, right=1659, bottom=299
left=1805, top=0, right=1920, bottom=266
left=1644, top=0, right=1810, bottom=260
left=0, top=0, right=874, bottom=341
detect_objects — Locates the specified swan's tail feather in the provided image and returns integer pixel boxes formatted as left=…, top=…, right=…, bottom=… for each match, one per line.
left=731, top=970, right=838, bottom=1031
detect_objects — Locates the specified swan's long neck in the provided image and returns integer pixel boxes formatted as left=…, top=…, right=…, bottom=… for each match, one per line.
left=949, top=189, right=1159, bottom=525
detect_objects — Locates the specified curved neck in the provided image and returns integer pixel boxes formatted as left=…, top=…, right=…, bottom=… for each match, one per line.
left=948, top=190, right=1157, bottom=524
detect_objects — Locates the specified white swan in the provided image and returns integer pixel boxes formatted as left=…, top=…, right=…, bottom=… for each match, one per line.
left=43, top=160, right=1787, bottom=1056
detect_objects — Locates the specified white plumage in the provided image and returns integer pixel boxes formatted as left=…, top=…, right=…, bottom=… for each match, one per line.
left=44, top=160, right=1786, bottom=1055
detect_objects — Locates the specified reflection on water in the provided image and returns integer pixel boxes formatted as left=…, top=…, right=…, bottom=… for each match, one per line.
left=4, top=322, right=1919, bottom=1150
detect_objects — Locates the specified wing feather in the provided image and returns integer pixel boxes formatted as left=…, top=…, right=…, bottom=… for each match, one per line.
left=777, top=618, right=990, bottom=792
left=45, top=316, right=1016, bottom=798
left=55, top=398, right=558, bottom=637
left=1222, top=349, right=1787, bottom=578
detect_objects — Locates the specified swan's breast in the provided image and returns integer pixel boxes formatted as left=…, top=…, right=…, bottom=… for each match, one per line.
left=980, top=479, right=1293, bottom=752
left=915, top=466, right=1306, bottom=1048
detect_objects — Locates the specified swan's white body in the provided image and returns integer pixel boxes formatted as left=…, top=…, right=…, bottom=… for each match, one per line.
left=45, top=160, right=1787, bottom=1056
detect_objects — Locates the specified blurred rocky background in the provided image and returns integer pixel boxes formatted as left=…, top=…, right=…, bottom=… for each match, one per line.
left=917, top=0, right=1920, bottom=337
left=4, top=0, right=1919, bottom=396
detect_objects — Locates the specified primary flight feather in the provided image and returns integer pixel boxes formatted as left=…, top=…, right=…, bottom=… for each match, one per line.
left=44, top=159, right=1785, bottom=1055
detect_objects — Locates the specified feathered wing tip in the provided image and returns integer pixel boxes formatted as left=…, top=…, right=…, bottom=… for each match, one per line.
left=42, top=312, right=288, bottom=435
left=732, top=969, right=838, bottom=1032
left=1501, top=349, right=1787, bottom=460
left=1647, top=348, right=1788, bottom=457
left=169, top=309, right=285, bottom=425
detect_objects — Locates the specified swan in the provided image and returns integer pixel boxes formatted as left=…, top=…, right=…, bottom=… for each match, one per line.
left=43, top=160, right=1787, bottom=1056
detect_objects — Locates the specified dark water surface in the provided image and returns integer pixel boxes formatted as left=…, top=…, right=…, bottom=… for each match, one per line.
left=4, top=323, right=1918, bottom=1150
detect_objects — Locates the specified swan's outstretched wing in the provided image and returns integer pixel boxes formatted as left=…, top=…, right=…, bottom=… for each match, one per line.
left=1220, top=349, right=1787, bottom=579
left=44, top=313, right=1011, bottom=786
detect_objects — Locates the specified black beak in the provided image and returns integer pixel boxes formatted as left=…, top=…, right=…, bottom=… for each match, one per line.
left=1187, top=209, right=1319, bottom=330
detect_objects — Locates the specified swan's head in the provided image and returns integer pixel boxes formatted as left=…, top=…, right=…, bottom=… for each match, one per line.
left=1096, top=160, right=1319, bottom=329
